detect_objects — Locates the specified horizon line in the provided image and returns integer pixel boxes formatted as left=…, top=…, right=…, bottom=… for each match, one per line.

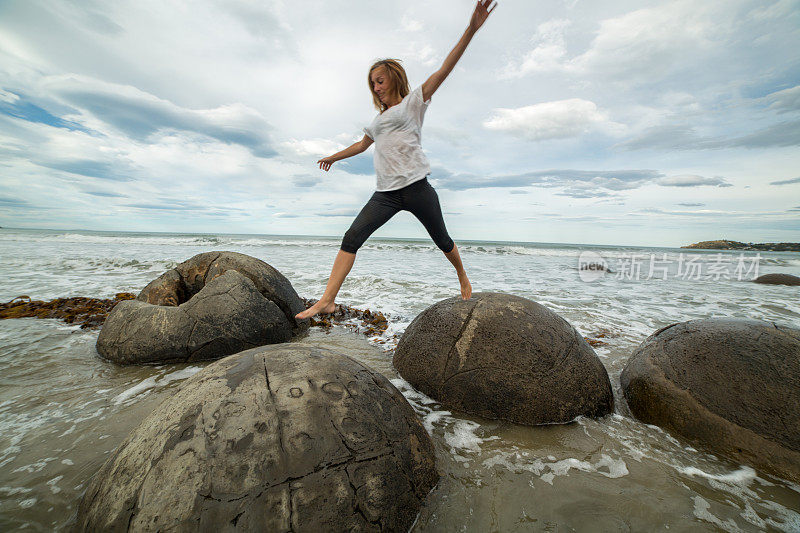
left=0, top=225, right=774, bottom=251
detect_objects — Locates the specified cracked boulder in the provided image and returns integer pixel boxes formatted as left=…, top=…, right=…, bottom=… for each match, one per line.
left=72, top=343, right=439, bottom=532
left=97, top=270, right=292, bottom=364
left=393, top=292, right=613, bottom=425
left=137, top=250, right=308, bottom=336
left=621, top=318, right=800, bottom=483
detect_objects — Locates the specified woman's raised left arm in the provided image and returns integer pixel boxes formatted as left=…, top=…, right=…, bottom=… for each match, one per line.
left=421, top=0, right=498, bottom=102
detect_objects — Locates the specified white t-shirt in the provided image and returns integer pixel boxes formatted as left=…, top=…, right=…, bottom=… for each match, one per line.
left=363, top=84, right=431, bottom=192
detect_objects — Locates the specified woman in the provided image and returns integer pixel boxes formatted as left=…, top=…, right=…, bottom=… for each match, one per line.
left=296, top=0, right=498, bottom=320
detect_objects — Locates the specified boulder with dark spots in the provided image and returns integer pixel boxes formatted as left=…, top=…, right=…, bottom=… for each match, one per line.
left=97, top=270, right=292, bottom=364
left=753, top=273, right=800, bottom=286
left=621, top=318, right=800, bottom=483
left=393, top=292, right=614, bottom=425
left=137, top=250, right=308, bottom=335
left=72, top=343, right=438, bottom=532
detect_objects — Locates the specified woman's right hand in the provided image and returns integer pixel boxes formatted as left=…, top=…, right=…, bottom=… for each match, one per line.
left=317, top=156, right=336, bottom=171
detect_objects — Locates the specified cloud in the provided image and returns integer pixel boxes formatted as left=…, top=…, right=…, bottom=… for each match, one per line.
left=291, top=176, right=317, bottom=188
left=120, top=199, right=247, bottom=217
left=80, top=9, right=124, bottom=36
left=764, top=85, right=800, bottom=113
left=0, top=89, right=19, bottom=104
left=434, top=168, right=663, bottom=191
left=500, top=2, right=727, bottom=84
left=770, top=176, right=800, bottom=185
left=34, top=1, right=125, bottom=36
left=725, top=120, right=800, bottom=148
left=41, top=74, right=279, bottom=157
left=615, top=124, right=702, bottom=151
left=557, top=188, right=622, bottom=199
left=403, top=41, right=441, bottom=67
left=569, top=1, right=721, bottom=80
left=499, top=19, right=570, bottom=78
left=124, top=202, right=200, bottom=211
left=0, top=114, right=143, bottom=181
left=434, top=168, right=732, bottom=195
left=337, top=154, right=373, bottom=176
left=749, top=0, right=800, bottom=21
left=634, top=207, right=798, bottom=219
left=656, top=175, right=732, bottom=187
left=281, top=137, right=344, bottom=157
left=315, top=208, right=358, bottom=217
left=618, top=121, right=800, bottom=151
left=213, top=0, right=297, bottom=57
left=0, top=195, right=41, bottom=209
left=281, top=137, right=372, bottom=175
left=83, top=190, right=129, bottom=198
left=0, top=100, right=322, bottom=222
left=426, top=126, right=472, bottom=147
left=0, top=90, right=88, bottom=132
left=523, top=213, right=604, bottom=222
left=37, top=158, right=136, bottom=181
left=401, top=13, right=424, bottom=32
left=118, top=197, right=252, bottom=219
left=483, top=99, right=613, bottom=141
left=677, top=202, right=705, bottom=207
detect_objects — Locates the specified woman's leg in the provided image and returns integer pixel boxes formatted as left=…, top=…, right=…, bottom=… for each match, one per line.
left=295, top=192, right=401, bottom=319
left=404, top=179, right=472, bottom=299
left=443, top=243, right=472, bottom=299
left=295, top=249, right=355, bottom=319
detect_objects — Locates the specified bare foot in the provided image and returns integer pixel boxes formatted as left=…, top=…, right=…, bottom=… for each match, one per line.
left=459, top=273, right=472, bottom=300
left=295, top=299, right=336, bottom=320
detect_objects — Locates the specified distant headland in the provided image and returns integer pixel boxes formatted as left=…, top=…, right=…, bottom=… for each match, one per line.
left=682, top=240, right=800, bottom=252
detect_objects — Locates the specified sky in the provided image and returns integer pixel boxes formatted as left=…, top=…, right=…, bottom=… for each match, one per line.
left=0, top=0, right=799, bottom=247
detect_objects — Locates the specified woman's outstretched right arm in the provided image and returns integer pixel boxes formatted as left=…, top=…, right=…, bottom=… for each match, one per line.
left=421, top=0, right=497, bottom=103
left=318, top=134, right=374, bottom=171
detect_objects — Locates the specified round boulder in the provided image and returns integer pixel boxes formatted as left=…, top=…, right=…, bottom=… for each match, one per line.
left=137, top=250, right=308, bottom=335
left=97, top=251, right=309, bottom=364
left=753, top=273, right=800, bottom=286
left=98, top=270, right=292, bottom=364
left=73, top=343, right=438, bottom=532
left=393, top=292, right=614, bottom=425
left=621, top=318, right=800, bottom=482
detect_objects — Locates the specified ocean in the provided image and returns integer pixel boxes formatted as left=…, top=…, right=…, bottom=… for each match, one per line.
left=1, top=227, right=799, bottom=531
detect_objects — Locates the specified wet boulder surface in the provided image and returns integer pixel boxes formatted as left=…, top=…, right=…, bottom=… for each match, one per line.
left=393, top=292, right=614, bottom=425
left=753, top=273, right=800, bottom=286
left=72, top=343, right=439, bottom=532
left=97, top=251, right=309, bottom=364
left=97, top=270, right=291, bottom=364
left=621, top=318, right=800, bottom=482
left=137, top=250, right=308, bottom=335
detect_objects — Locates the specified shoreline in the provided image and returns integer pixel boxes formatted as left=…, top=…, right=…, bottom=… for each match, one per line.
left=682, top=240, right=800, bottom=252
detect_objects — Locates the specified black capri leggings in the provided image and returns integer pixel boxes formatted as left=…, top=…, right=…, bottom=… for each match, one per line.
left=341, top=177, right=455, bottom=254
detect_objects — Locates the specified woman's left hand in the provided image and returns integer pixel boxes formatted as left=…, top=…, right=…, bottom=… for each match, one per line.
left=469, top=0, right=498, bottom=33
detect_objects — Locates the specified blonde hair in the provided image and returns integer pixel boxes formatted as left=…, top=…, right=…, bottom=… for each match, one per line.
left=367, top=58, right=410, bottom=114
